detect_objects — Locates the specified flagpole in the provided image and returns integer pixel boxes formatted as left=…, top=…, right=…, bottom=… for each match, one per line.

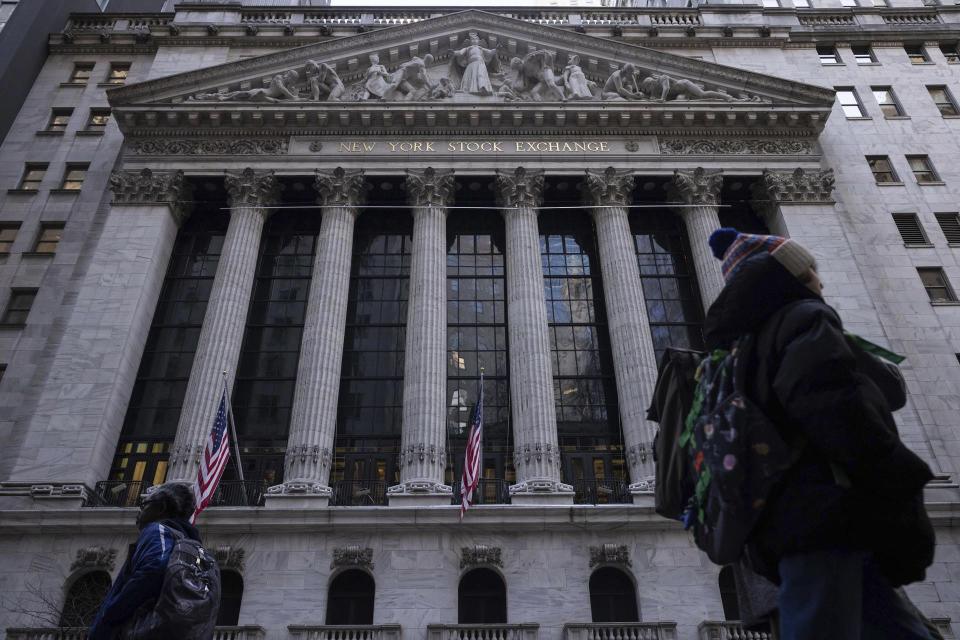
left=222, top=370, right=247, bottom=506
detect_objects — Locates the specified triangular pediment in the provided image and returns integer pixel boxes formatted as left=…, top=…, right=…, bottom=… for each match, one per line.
left=108, top=10, right=834, bottom=136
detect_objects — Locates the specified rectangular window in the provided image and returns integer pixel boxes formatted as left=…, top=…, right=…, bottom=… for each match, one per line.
left=840, top=0, right=857, bottom=6
left=86, top=108, right=111, bottom=132
left=907, top=155, right=940, bottom=184
left=19, top=163, right=47, bottom=191
left=2, top=289, right=37, bottom=325
left=872, top=87, right=905, bottom=117
left=794, top=0, right=810, bottom=6
left=105, top=63, right=130, bottom=85
left=45, top=108, right=72, bottom=133
left=871, top=0, right=888, bottom=6
left=33, top=223, right=64, bottom=254
left=905, top=44, right=930, bottom=64
left=928, top=86, right=959, bottom=116
left=940, top=42, right=959, bottom=63
left=918, top=267, right=957, bottom=302
left=68, top=62, right=94, bottom=84
left=0, top=363, right=5, bottom=385
left=762, top=0, right=779, bottom=6
left=893, top=213, right=929, bottom=245
left=61, top=164, right=88, bottom=191
left=867, top=156, right=899, bottom=184
left=851, top=45, right=876, bottom=64
left=935, top=213, right=960, bottom=243
left=836, top=88, right=866, bottom=118
left=817, top=45, right=841, bottom=65
left=0, top=223, right=19, bottom=253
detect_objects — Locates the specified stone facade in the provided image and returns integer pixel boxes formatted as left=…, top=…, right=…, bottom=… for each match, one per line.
left=0, top=4, right=959, bottom=640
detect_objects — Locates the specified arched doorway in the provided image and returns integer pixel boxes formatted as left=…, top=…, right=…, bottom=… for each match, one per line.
left=59, top=571, right=112, bottom=627
left=589, top=567, right=639, bottom=623
left=326, top=569, right=375, bottom=625
left=217, top=569, right=244, bottom=626
left=458, top=568, right=507, bottom=624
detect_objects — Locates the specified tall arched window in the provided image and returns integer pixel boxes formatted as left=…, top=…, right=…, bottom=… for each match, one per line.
left=458, top=568, right=507, bottom=624
left=59, top=571, right=111, bottom=627
left=589, top=567, right=639, bottom=623
left=217, top=570, right=244, bottom=626
left=326, top=569, right=375, bottom=625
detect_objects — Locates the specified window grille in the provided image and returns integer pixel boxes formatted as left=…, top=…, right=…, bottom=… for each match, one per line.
left=892, top=214, right=928, bottom=245
left=935, top=213, right=960, bottom=244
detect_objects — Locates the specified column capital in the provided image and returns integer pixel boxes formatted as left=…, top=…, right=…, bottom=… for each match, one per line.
left=672, top=167, right=723, bottom=207
left=108, top=169, right=189, bottom=224
left=494, top=167, right=544, bottom=209
left=225, top=168, right=279, bottom=209
left=757, top=168, right=836, bottom=206
left=315, top=167, right=369, bottom=208
left=405, top=167, right=455, bottom=208
left=583, top=167, right=635, bottom=207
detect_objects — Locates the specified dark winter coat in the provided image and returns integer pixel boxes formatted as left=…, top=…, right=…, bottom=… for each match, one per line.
left=704, top=252, right=935, bottom=586
left=89, top=518, right=203, bottom=640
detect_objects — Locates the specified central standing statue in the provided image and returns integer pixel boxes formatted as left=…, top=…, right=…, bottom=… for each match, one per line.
left=449, top=32, right=500, bottom=96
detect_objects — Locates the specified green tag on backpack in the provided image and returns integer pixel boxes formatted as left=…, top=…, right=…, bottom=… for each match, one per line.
left=844, top=332, right=905, bottom=364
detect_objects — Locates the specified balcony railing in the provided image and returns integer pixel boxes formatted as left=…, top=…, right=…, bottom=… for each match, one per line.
left=698, top=621, right=772, bottom=640
left=452, top=479, right=512, bottom=506
left=427, top=624, right=539, bottom=640
left=87, top=480, right=265, bottom=507
left=330, top=480, right=388, bottom=506
left=289, top=625, right=401, bottom=640
left=564, top=623, right=678, bottom=640
left=208, top=480, right=267, bottom=507
left=88, top=480, right=145, bottom=507
left=572, top=479, right=632, bottom=505
left=6, top=627, right=265, bottom=640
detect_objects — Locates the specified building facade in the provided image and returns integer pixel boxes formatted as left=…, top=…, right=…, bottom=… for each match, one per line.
left=1, top=2, right=959, bottom=639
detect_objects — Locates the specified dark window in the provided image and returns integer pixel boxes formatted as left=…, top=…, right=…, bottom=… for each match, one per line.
left=86, top=109, right=111, bottom=132
left=46, top=108, right=73, bottom=132
left=106, top=63, right=130, bottom=85
left=59, top=571, right=112, bottom=627
left=33, top=223, right=64, bottom=254
left=907, top=155, right=940, bottom=184
left=836, top=88, right=865, bottom=118
left=0, top=363, right=6, bottom=384
left=935, top=213, right=960, bottom=244
left=928, top=86, right=959, bottom=117
left=217, top=570, right=244, bottom=626
left=68, top=62, right=94, bottom=84
left=61, top=164, right=88, bottom=191
left=905, top=44, right=929, bottom=64
left=589, top=567, right=639, bottom=623
left=817, top=45, right=841, bottom=65
left=940, top=42, right=959, bottom=64
left=19, top=163, right=47, bottom=191
left=719, top=566, right=740, bottom=621
left=113, top=205, right=229, bottom=489
left=459, top=568, right=507, bottom=624
left=872, top=87, right=904, bottom=117
left=918, top=267, right=957, bottom=302
left=867, top=156, right=899, bottom=184
left=2, top=289, right=36, bottom=325
left=0, top=223, right=19, bottom=253
left=852, top=45, right=876, bottom=64
left=326, top=570, right=375, bottom=625
left=893, top=214, right=929, bottom=246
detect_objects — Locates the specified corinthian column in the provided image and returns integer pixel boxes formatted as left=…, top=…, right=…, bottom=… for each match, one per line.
left=496, top=167, right=573, bottom=505
left=167, top=169, right=278, bottom=483
left=387, top=168, right=455, bottom=505
left=584, top=168, right=660, bottom=496
left=672, top=168, right=725, bottom=309
left=266, top=168, right=368, bottom=508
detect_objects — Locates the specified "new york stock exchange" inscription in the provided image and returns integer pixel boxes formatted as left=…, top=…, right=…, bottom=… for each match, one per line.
left=337, top=140, right=612, bottom=153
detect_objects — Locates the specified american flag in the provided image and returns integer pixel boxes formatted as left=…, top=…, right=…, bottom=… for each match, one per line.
left=459, top=375, right=484, bottom=521
left=192, top=388, right=231, bottom=523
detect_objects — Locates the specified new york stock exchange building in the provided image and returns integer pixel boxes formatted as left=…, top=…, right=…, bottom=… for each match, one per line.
left=2, top=1, right=960, bottom=639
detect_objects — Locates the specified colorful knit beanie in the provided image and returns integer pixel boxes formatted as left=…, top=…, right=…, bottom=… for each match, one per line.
left=708, top=227, right=818, bottom=283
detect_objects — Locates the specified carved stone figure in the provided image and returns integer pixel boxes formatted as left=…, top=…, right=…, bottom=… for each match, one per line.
left=359, top=53, right=392, bottom=100
left=192, top=69, right=301, bottom=102
left=449, top=32, right=500, bottom=96
left=331, top=545, right=375, bottom=570
left=497, top=56, right=527, bottom=101
left=381, top=54, right=436, bottom=101
left=71, top=546, right=117, bottom=572
left=602, top=63, right=643, bottom=101
left=639, top=73, right=738, bottom=102
left=461, top=545, right=503, bottom=569
left=497, top=50, right=565, bottom=102
left=429, top=77, right=455, bottom=100
left=589, top=544, right=632, bottom=568
left=305, top=60, right=344, bottom=101
left=562, top=54, right=596, bottom=100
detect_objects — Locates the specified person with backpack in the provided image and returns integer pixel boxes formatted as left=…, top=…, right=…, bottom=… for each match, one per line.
left=89, top=482, right=220, bottom=640
left=701, top=228, right=936, bottom=640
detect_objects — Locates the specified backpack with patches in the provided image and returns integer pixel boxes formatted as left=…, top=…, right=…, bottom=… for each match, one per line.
left=678, top=335, right=800, bottom=566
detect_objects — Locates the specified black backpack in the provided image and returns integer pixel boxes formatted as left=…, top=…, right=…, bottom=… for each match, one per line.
left=121, top=528, right=221, bottom=640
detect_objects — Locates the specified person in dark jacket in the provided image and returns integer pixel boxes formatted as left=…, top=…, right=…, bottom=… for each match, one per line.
left=706, top=228, right=935, bottom=640
left=89, top=482, right=202, bottom=640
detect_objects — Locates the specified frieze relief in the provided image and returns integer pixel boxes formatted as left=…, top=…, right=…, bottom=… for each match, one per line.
left=589, top=544, right=632, bottom=568
left=660, top=138, right=814, bottom=156
left=71, top=546, right=117, bottom=572
left=461, top=545, right=503, bottom=569
left=131, top=138, right=288, bottom=155
left=331, top=545, right=374, bottom=570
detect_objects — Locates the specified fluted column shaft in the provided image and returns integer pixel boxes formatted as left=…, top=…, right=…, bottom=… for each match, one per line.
left=269, top=169, right=368, bottom=502
left=673, top=168, right=725, bottom=310
left=168, top=169, right=277, bottom=483
left=496, top=168, right=572, bottom=502
left=389, top=168, right=454, bottom=502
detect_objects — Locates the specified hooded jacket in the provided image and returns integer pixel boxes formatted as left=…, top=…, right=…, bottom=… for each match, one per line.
left=704, top=252, right=934, bottom=585
left=89, top=518, right=202, bottom=640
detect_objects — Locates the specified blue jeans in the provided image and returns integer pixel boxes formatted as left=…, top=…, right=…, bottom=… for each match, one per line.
left=778, top=549, right=934, bottom=640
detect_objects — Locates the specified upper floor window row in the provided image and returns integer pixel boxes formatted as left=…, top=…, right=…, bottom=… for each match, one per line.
left=65, top=62, right=130, bottom=86
left=818, top=43, right=958, bottom=65
left=14, top=163, right=88, bottom=192
left=867, top=155, right=942, bottom=185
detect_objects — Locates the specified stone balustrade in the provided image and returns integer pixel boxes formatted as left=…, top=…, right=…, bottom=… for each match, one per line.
left=5, top=628, right=265, bottom=640
left=289, top=625, right=402, bottom=640
left=563, top=623, right=678, bottom=640
left=427, top=623, right=540, bottom=640
left=697, top=621, right=771, bottom=640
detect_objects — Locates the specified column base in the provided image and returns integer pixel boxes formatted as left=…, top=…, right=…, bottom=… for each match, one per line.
left=264, top=482, right=331, bottom=509
left=509, top=480, right=575, bottom=505
left=386, top=481, right=452, bottom=507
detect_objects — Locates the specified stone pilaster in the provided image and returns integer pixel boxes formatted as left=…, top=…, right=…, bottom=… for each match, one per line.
left=167, top=169, right=278, bottom=483
left=496, top=167, right=573, bottom=504
left=671, top=168, right=725, bottom=310
left=584, top=168, right=660, bottom=496
left=266, top=168, right=368, bottom=508
left=387, top=168, right=454, bottom=505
